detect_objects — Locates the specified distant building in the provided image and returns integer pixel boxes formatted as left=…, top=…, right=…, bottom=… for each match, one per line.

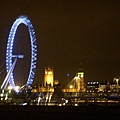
left=110, top=83, right=120, bottom=92
left=98, top=81, right=120, bottom=92
left=44, top=67, right=54, bottom=87
left=62, top=65, right=85, bottom=92
left=33, top=66, right=55, bottom=93
left=86, top=81, right=99, bottom=92
left=76, top=66, right=85, bottom=92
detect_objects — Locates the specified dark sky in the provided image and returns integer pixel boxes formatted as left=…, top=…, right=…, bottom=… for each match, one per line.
left=0, top=0, right=120, bottom=85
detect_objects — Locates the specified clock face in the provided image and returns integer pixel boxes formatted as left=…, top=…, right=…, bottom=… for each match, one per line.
left=78, top=72, right=84, bottom=78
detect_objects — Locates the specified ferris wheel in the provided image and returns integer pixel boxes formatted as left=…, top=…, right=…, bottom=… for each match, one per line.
left=4, top=15, right=37, bottom=90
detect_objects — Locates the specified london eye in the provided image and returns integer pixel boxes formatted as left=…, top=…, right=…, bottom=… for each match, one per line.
left=2, top=15, right=37, bottom=91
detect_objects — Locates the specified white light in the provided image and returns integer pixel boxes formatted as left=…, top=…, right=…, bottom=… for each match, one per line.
left=22, top=103, right=27, bottom=106
left=8, top=90, right=11, bottom=93
left=5, top=94, right=8, bottom=101
left=8, top=86, right=13, bottom=90
left=74, top=103, right=78, bottom=106
left=2, top=90, right=4, bottom=93
left=70, top=85, right=73, bottom=89
left=65, top=100, right=68, bottom=103
left=59, top=104, right=62, bottom=106
left=15, top=86, right=20, bottom=92
left=0, top=93, right=3, bottom=97
left=63, top=103, right=65, bottom=105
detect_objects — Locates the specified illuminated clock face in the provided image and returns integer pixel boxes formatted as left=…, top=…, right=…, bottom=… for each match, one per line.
left=78, top=73, right=84, bottom=78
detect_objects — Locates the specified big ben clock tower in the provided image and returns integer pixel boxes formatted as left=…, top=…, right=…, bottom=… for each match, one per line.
left=76, top=64, right=85, bottom=92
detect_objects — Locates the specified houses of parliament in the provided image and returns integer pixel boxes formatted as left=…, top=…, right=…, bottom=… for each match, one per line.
left=33, top=65, right=86, bottom=93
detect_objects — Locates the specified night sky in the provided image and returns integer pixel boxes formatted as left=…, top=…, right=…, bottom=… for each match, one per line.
left=0, top=0, right=120, bottom=86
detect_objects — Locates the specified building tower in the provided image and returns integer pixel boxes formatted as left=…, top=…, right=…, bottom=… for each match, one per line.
left=44, top=67, right=54, bottom=87
left=76, top=65, right=85, bottom=92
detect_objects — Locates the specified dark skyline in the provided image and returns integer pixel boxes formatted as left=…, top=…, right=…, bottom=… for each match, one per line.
left=0, top=1, right=120, bottom=85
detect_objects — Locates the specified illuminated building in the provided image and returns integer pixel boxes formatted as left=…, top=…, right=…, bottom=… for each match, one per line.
left=32, top=66, right=54, bottom=93
left=87, top=81, right=99, bottom=92
left=76, top=66, right=85, bottom=92
left=62, top=65, right=86, bottom=93
left=44, top=67, right=54, bottom=87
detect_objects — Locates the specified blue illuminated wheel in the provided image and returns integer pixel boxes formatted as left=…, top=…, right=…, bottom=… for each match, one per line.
left=6, top=15, right=37, bottom=89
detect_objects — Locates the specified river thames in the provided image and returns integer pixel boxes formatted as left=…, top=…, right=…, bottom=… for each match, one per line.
left=0, top=105, right=120, bottom=120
